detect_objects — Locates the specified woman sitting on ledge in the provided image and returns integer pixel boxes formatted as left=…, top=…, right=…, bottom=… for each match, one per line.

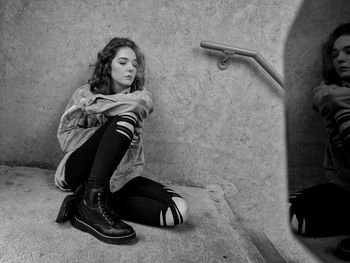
left=54, top=37, right=189, bottom=244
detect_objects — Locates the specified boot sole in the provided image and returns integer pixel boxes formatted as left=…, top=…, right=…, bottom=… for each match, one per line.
left=55, top=194, right=79, bottom=223
left=70, top=215, right=136, bottom=244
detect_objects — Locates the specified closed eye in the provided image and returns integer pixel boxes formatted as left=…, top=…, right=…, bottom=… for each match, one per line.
left=345, top=47, right=350, bottom=55
left=331, top=49, right=340, bottom=58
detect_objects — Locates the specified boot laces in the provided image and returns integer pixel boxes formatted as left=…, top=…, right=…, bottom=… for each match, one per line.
left=97, top=192, right=114, bottom=225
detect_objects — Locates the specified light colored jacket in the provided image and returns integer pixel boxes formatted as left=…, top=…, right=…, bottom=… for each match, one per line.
left=54, top=84, right=153, bottom=191
left=312, top=82, right=350, bottom=191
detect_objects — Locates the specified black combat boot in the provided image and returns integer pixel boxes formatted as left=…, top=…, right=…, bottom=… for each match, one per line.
left=55, top=194, right=79, bottom=223
left=55, top=184, right=84, bottom=223
left=70, top=183, right=136, bottom=244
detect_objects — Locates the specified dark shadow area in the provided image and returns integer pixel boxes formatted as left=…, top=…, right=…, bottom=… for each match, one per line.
left=286, top=0, right=350, bottom=262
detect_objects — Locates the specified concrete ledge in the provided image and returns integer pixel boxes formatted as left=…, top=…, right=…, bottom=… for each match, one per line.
left=0, top=165, right=262, bottom=263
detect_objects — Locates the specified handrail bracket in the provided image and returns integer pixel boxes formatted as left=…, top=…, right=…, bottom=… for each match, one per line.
left=218, top=50, right=235, bottom=70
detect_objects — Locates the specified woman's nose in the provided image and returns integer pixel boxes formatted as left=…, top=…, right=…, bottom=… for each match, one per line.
left=127, top=62, right=135, bottom=72
left=336, top=51, right=347, bottom=63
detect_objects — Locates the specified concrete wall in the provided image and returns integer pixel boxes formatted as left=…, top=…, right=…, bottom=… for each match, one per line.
left=0, top=0, right=302, bottom=240
left=286, top=0, right=350, bottom=192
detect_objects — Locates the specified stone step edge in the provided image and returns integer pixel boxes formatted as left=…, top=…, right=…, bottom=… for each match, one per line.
left=207, top=184, right=287, bottom=263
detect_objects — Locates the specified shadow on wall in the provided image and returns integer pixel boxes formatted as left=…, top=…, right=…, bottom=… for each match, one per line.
left=286, top=0, right=350, bottom=192
left=286, top=0, right=350, bottom=262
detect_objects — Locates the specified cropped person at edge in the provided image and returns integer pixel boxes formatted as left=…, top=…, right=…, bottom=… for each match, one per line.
left=290, top=22, right=350, bottom=239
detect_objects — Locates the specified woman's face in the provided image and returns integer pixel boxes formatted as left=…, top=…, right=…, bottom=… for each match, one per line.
left=332, top=34, right=350, bottom=82
left=110, top=47, right=138, bottom=93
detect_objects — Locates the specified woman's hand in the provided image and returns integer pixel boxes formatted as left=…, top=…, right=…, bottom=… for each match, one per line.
left=130, top=126, right=142, bottom=147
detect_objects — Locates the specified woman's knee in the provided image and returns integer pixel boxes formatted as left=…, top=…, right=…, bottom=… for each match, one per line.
left=175, top=197, right=189, bottom=224
left=113, top=112, right=138, bottom=140
left=164, top=197, right=189, bottom=226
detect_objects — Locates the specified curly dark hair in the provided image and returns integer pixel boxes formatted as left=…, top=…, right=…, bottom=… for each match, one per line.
left=322, top=22, right=350, bottom=85
left=88, top=37, right=145, bottom=94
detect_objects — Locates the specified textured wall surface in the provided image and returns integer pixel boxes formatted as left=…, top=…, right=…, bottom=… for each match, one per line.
left=1, top=0, right=302, bottom=242
left=286, top=0, right=350, bottom=192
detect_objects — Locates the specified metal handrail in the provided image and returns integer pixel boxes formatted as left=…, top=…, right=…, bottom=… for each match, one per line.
left=200, top=40, right=285, bottom=88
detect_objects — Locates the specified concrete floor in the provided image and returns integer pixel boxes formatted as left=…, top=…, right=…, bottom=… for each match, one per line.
left=295, top=235, right=350, bottom=263
left=0, top=165, right=256, bottom=263
left=0, top=165, right=344, bottom=263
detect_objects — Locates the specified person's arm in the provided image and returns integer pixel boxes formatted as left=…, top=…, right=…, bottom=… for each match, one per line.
left=57, top=86, right=153, bottom=152
left=312, top=82, right=350, bottom=117
left=56, top=87, right=105, bottom=152
left=312, top=82, right=350, bottom=146
left=79, top=88, right=154, bottom=122
left=313, top=82, right=340, bottom=112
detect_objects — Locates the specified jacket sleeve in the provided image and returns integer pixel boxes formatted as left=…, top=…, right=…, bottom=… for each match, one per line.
left=79, top=89, right=154, bottom=121
left=313, top=82, right=350, bottom=121
left=56, top=104, right=100, bottom=152
left=56, top=87, right=103, bottom=152
left=57, top=86, right=153, bottom=152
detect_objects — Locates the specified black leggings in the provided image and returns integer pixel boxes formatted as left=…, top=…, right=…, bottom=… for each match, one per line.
left=65, top=115, right=186, bottom=226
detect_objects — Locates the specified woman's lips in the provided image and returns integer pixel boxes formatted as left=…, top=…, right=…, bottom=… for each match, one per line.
left=339, top=66, right=350, bottom=72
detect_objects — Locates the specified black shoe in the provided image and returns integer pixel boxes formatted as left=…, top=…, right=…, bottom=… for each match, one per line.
left=289, top=183, right=350, bottom=237
left=336, top=237, right=350, bottom=260
left=55, top=194, right=79, bottom=223
left=71, top=184, right=136, bottom=244
left=55, top=184, right=86, bottom=223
